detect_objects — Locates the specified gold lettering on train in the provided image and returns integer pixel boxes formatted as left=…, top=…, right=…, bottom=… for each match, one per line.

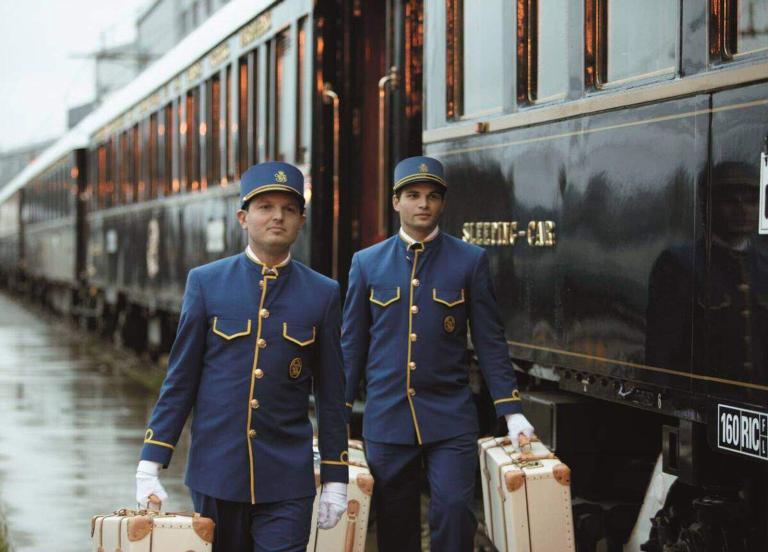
left=208, top=43, right=231, bottom=69
left=186, top=62, right=203, bottom=83
left=240, top=13, right=272, bottom=47
left=462, top=221, right=556, bottom=247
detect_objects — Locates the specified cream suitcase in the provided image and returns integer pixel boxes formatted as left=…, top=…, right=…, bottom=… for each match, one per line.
left=91, top=508, right=214, bottom=551
left=478, top=436, right=575, bottom=552
left=308, top=439, right=373, bottom=552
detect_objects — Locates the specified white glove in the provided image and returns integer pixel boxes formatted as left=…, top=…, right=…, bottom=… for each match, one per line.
left=505, top=413, right=535, bottom=445
left=317, top=482, right=347, bottom=530
left=135, top=460, right=168, bottom=507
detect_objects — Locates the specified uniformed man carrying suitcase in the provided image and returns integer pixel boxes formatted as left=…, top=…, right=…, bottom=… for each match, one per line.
left=342, top=156, right=535, bottom=551
left=135, top=162, right=349, bottom=551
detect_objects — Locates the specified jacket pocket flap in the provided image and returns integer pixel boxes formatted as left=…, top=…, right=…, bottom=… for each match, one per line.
left=283, top=323, right=317, bottom=346
left=432, top=288, right=465, bottom=307
left=369, top=287, right=401, bottom=307
left=212, top=317, right=252, bottom=340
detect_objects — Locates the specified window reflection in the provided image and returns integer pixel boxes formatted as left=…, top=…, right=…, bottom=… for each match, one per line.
left=462, top=0, right=503, bottom=116
left=737, top=0, right=768, bottom=55
left=275, top=30, right=295, bottom=162
left=607, top=0, right=677, bottom=83
left=537, top=0, right=568, bottom=101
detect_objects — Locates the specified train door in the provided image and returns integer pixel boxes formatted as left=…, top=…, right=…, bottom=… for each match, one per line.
left=311, top=0, right=424, bottom=286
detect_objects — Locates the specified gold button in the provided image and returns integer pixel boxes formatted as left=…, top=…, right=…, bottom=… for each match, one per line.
left=408, top=388, right=416, bottom=397
left=738, top=283, right=750, bottom=292
left=259, top=280, right=265, bottom=289
left=741, top=309, right=751, bottom=318
left=258, top=338, right=267, bottom=348
left=410, top=333, right=417, bottom=342
left=254, top=368, right=264, bottom=378
left=411, top=305, right=419, bottom=314
left=412, top=278, right=420, bottom=287
left=409, top=361, right=416, bottom=370
left=250, top=399, right=260, bottom=409
left=260, top=309, right=269, bottom=318
left=249, top=429, right=257, bottom=438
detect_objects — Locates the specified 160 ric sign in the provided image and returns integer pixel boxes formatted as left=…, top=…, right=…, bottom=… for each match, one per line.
left=718, top=404, right=768, bottom=461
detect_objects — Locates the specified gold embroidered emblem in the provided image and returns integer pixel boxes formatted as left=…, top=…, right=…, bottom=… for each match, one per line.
left=419, top=163, right=429, bottom=173
left=443, top=315, right=456, bottom=333
left=289, top=357, right=302, bottom=378
left=275, top=170, right=288, bottom=183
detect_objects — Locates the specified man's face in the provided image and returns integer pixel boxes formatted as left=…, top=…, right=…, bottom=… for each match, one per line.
left=392, top=182, right=445, bottom=234
left=712, top=185, right=759, bottom=240
left=236, top=192, right=305, bottom=253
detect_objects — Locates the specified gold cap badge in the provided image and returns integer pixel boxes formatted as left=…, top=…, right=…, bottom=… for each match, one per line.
left=419, top=163, right=429, bottom=173
left=275, top=170, right=288, bottom=183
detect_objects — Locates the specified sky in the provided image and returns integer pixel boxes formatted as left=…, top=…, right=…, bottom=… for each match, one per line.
left=0, top=0, right=150, bottom=152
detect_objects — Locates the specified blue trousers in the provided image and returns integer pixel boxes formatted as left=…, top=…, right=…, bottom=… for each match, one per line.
left=365, top=432, right=478, bottom=552
left=190, top=489, right=313, bottom=552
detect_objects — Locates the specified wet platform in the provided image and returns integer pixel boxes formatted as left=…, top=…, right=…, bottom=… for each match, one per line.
left=0, top=292, right=190, bottom=551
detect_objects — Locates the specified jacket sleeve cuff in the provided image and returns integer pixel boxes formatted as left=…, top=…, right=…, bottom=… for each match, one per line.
left=140, top=429, right=175, bottom=467
left=320, top=462, right=349, bottom=484
left=493, top=391, right=523, bottom=417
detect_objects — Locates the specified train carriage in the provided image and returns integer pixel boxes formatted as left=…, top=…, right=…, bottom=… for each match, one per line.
left=422, top=0, right=768, bottom=548
left=1, top=0, right=767, bottom=549
left=81, top=0, right=318, bottom=349
left=0, top=134, right=89, bottom=312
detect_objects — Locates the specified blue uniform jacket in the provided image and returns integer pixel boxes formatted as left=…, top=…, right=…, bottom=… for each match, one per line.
left=141, top=253, right=349, bottom=504
left=342, top=233, right=522, bottom=445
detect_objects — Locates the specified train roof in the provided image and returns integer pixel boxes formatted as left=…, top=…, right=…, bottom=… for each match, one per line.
left=0, top=129, right=91, bottom=205
left=0, top=0, right=276, bottom=205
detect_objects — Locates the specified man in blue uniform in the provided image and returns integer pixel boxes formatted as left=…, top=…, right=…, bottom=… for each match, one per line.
left=135, top=162, right=349, bottom=551
left=342, top=156, right=535, bottom=551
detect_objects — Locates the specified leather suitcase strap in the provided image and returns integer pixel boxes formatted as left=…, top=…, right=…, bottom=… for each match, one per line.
left=344, top=500, right=360, bottom=552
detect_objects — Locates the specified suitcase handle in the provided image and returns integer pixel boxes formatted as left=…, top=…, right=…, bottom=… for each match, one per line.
left=494, top=433, right=539, bottom=451
left=146, top=494, right=162, bottom=512
left=517, top=433, right=533, bottom=453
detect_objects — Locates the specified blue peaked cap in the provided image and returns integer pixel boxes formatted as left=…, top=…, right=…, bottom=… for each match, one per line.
left=240, top=161, right=305, bottom=208
left=393, top=156, right=446, bottom=192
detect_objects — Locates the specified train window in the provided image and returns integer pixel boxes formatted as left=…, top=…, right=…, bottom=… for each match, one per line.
left=274, top=29, right=295, bottom=162
left=97, top=144, right=107, bottom=209
left=591, top=0, right=678, bottom=85
left=446, top=0, right=504, bottom=118
left=238, top=56, right=250, bottom=175
left=47, top=172, right=53, bottom=220
left=186, top=88, right=201, bottom=191
left=207, top=75, right=221, bottom=188
left=59, top=168, right=64, bottom=217
left=263, top=42, right=272, bottom=159
left=163, top=103, right=173, bottom=196
left=717, top=0, right=768, bottom=58
left=88, top=149, right=97, bottom=212
left=225, top=64, right=233, bottom=182
left=518, top=0, right=569, bottom=103
left=132, top=124, right=142, bottom=201
left=55, top=169, right=61, bottom=218
left=736, top=0, right=768, bottom=54
left=118, top=132, right=129, bottom=204
left=46, top=173, right=52, bottom=220
left=149, top=113, right=159, bottom=199
left=176, top=101, right=184, bottom=193
left=296, top=17, right=309, bottom=165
